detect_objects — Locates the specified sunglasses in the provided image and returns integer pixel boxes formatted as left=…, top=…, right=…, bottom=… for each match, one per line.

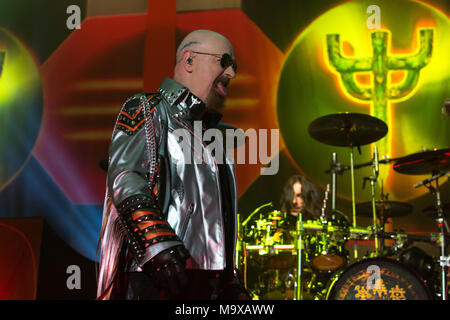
left=192, top=51, right=237, bottom=72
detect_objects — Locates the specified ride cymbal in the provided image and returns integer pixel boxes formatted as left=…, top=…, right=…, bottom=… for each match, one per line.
left=308, top=113, right=388, bottom=147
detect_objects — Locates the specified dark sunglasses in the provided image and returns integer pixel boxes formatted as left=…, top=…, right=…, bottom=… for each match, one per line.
left=192, top=51, right=237, bottom=72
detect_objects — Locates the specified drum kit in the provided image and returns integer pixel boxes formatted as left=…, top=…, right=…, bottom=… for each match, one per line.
left=236, top=112, right=450, bottom=300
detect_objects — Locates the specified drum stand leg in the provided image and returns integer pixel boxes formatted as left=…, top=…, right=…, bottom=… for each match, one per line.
left=369, top=146, right=380, bottom=256
left=295, top=213, right=303, bottom=300
left=331, top=152, right=338, bottom=211
left=350, top=147, right=358, bottom=259
left=423, top=175, right=447, bottom=300
left=434, top=180, right=447, bottom=300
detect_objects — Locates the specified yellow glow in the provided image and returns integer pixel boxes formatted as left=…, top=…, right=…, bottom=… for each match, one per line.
left=0, top=41, right=40, bottom=105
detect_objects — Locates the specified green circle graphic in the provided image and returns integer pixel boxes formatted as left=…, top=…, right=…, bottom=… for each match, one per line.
left=0, top=27, right=43, bottom=190
left=277, top=0, right=450, bottom=202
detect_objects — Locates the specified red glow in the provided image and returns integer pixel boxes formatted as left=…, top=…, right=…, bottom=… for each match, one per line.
left=394, top=159, right=424, bottom=168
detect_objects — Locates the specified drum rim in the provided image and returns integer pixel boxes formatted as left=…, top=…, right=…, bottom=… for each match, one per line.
left=326, top=257, right=434, bottom=300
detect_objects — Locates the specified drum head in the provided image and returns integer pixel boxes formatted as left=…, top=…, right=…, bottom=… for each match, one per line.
left=327, top=258, right=432, bottom=300
left=311, top=254, right=346, bottom=272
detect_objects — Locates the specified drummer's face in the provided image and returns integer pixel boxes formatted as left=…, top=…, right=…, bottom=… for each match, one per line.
left=291, top=182, right=304, bottom=216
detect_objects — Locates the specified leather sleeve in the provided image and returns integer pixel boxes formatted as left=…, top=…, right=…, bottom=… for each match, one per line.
left=107, top=93, right=183, bottom=266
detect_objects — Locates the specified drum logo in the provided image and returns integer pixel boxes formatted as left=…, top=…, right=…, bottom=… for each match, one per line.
left=325, top=28, right=433, bottom=158
left=338, top=267, right=419, bottom=300
left=354, top=283, right=406, bottom=300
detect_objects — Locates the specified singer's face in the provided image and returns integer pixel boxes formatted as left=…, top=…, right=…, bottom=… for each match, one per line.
left=291, top=182, right=304, bottom=216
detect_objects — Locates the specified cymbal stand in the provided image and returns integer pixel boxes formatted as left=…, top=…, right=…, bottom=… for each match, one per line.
left=349, top=146, right=358, bottom=259
left=415, top=171, right=448, bottom=300
left=368, top=146, right=380, bottom=255
left=294, top=213, right=303, bottom=300
left=330, top=152, right=338, bottom=211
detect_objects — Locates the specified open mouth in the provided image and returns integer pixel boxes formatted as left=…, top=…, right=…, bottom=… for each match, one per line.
left=215, top=79, right=229, bottom=97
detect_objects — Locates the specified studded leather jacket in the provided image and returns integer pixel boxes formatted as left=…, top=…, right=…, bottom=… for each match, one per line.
left=97, top=78, right=238, bottom=298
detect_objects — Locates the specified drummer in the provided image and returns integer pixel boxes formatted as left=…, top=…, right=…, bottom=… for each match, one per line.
left=279, top=174, right=322, bottom=230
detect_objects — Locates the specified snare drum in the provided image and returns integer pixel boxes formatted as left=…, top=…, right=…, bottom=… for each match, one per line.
left=326, top=258, right=433, bottom=300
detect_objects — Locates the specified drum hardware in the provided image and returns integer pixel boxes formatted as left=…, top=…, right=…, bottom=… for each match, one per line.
left=308, top=112, right=388, bottom=259
left=393, top=149, right=449, bottom=300
left=356, top=199, right=414, bottom=254
left=238, top=203, right=273, bottom=290
left=413, top=172, right=449, bottom=300
left=330, top=153, right=338, bottom=211
left=294, top=213, right=303, bottom=300
left=326, top=156, right=401, bottom=174
left=241, top=202, right=273, bottom=228
left=361, top=145, right=381, bottom=255
left=440, top=256, right=450, bottom=268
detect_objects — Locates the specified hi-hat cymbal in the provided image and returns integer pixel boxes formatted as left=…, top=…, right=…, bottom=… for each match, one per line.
left=356, top=201, right=413, bottom=219
left=308, top=113, right=388, bottom=147
left=393, top=148, right=450, bottom=175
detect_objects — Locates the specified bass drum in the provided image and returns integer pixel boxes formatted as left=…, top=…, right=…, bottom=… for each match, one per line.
left=326, top=258, right=433, bottom=300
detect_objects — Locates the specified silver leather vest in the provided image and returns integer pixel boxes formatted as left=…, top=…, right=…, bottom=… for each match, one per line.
left=108, top=77, right=238, bottom=271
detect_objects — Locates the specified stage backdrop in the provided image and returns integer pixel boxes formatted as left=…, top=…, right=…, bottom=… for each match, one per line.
left=0, top=0, right=449, bottom=298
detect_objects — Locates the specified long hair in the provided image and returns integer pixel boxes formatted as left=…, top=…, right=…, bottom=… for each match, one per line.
left=280, top=175, right=322, bottom=218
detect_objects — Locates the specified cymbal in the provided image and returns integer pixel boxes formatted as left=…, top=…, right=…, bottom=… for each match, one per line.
left=308, top=113, right=388, bottom=147
left=356, top=201, right=413, bottom=219
left=393, top=148, right=450, bottom=175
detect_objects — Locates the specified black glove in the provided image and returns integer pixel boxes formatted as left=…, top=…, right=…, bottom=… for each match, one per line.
left=142, top=245, right=190, bottom=298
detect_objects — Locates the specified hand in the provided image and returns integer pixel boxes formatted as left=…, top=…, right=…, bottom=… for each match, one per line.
left=142, top=245, right=190, bottom=298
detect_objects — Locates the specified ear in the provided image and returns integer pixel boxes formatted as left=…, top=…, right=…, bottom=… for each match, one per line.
left=182, top=51, right=194, bottom=73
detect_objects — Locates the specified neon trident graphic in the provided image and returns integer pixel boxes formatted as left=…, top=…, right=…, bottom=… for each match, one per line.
left=326, top=28, right=433, bottom=183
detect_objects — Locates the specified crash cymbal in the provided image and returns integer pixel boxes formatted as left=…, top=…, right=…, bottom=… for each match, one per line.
left=308, top=113, right=388, bottom=147
left=356, top=201, right=413, bottom=219
left=393, top=148, right=450, bottom=175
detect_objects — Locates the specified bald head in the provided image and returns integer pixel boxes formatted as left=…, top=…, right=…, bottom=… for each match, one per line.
left=175, top=30, right=233, bottom=64
left=173, top=29, right=236, bottom=110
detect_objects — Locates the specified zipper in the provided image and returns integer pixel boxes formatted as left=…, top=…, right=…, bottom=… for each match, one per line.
left=179, top=203, right=194, bottom=240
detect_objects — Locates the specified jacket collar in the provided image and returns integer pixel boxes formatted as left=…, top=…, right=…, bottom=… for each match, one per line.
left=158, top=77, right=222, bottom=128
